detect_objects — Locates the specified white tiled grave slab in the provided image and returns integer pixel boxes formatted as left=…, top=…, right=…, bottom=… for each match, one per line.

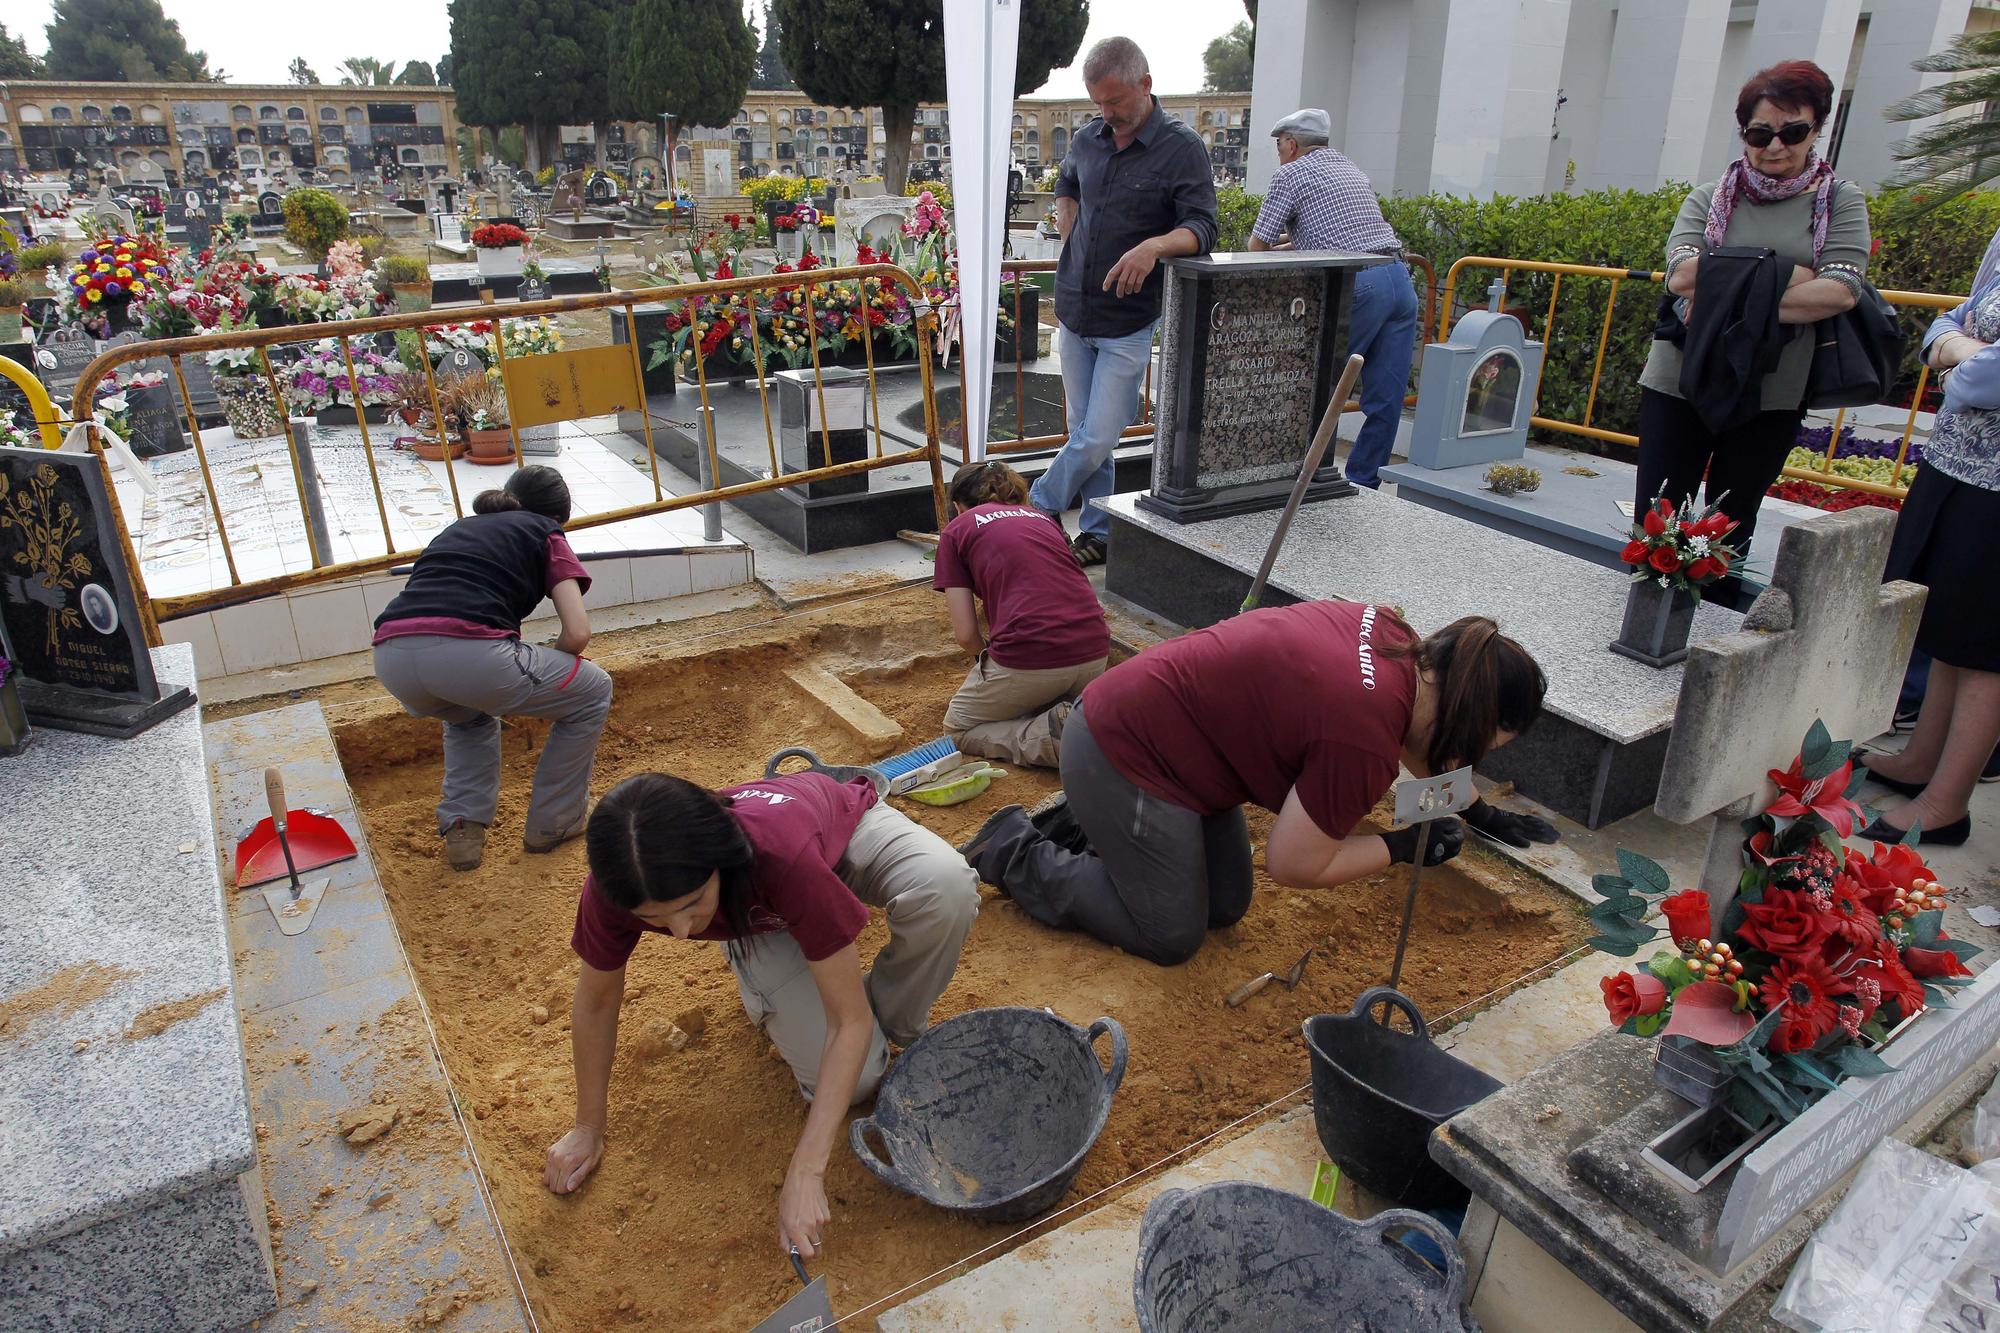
left=0, top=645, right=274, bottom=1332
left=1098, top=489, right=1741, bottom=746
left=113, top=418, right=746, bottom=603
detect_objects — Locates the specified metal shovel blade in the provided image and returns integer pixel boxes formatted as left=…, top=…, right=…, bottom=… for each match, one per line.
left=261, top=875, right=329, bottom=936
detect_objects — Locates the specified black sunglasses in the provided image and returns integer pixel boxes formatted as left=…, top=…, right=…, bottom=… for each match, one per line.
left=1742, top=121, right=1815, bottom=148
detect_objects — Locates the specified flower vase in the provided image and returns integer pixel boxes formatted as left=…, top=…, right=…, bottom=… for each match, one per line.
left=391, top=281, right=432, bottom=313
left=0, top=306, right=22, bottom=342
left=0, top=672, right=30, bottom=757
left=1652, top=1037, right=1735, bottom=1107
left=465, top=426, right=516, bottom=465
left=476, top=245, right=525, bottom=280
left=1610, top=579, right=1698, bottom=669
left=216, top=377, right=286, bottom=441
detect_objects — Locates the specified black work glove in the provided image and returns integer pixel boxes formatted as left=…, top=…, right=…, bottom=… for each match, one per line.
left=1382, top=818, right=1465, bottom=868
left=1462, top=798, right=1560, bottom=848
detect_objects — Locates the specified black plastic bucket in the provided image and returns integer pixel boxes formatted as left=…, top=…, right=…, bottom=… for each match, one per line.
left=1304, top=987, right=1502, bottom=1211
left=849, top=1006, right=1126, bottom=1223
left=1133, top=1181, right=1479, bottom=1332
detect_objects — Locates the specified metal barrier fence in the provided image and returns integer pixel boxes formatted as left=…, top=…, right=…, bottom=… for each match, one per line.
left=1435, top=255, right=1962, bottom=499
left=982, top=254, right=1438, bottom=457
left=68, top=263, right=947, bottom=637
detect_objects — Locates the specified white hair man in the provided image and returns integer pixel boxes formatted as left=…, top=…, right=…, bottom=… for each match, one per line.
left=1031, top=36, right=1218, bottom=565
left=1249, top=109, right=1416, bottom=489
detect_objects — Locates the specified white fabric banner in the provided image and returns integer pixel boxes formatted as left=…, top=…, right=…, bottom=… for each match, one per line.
left=944, top=0, right=1021, bottom=464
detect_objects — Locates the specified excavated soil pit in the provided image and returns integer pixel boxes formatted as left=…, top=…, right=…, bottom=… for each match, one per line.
left=333, top=586, right=1585, bottom=1330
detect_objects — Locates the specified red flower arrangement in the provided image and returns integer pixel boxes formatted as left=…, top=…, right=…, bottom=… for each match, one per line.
left=1590, top=721, right=1975, bottom=1124
left=773, top=214, right=801, bottom=232
left=471, top=223, right=529, bottom=250
left=1620, top=495, right=1746, bottom=602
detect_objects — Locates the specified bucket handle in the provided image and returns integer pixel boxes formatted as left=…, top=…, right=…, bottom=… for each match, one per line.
left=1086, top=1016, right=1128, bottom=1098
left=765, top=747, right=825, bottom=779
left=847, top=1116, right=919, bottom=1196
left=1351, top=986, right=1432, bottom=1040
left=1362, top=1207, right=1468, bottom=1311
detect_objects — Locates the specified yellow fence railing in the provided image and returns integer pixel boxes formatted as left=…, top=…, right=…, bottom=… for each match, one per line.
left=1436, top=255, right=1964, bottom=500
left=68, top=264, right=947, bottom=639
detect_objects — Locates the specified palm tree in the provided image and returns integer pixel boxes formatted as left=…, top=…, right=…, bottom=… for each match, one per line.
left=1885, top=30, right=2000, bottom=215
left=338, top=56, right=399, bottom=86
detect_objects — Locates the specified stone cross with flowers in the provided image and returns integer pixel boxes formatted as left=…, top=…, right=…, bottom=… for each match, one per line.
left=1651, top=507, right=1924, bottom=933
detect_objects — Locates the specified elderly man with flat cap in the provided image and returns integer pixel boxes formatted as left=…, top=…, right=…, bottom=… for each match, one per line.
left=1250, top=109, right=1416, bottom=489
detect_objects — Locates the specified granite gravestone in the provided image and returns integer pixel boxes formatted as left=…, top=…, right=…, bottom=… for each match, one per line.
left=256, top=191, right=284, bottom=225
left=34, top=327, right=97, bottom=404
left=1139, top=251, right=1383, bottom=522
left=517, top=274, right=549, bottom=304
left=776, top=366, right=868, bottom=497
left=121, top=383, right=187, bottom=458
left=0, top=446, right=193, bottom=735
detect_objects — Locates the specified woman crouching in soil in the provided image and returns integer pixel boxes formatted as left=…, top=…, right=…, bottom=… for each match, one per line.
left=959, top=603, right=1557, bottom=965
left=933, top=460, right=1110, bottom=767
left=372, top=466, right=611, bottom=872
left=544, top=768, right=979, bottom=1258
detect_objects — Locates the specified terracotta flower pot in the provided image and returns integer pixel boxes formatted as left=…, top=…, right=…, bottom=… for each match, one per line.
left=465, top=426, right=515, bottom=464
left=392, top=281, right=433, bottom=313
left=412, top=434, right=466, bottom=461
left=0, top=306, right=23, bottom=342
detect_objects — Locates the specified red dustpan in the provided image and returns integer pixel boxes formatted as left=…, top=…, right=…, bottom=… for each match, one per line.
left=235, top=768, right=359, bottom=888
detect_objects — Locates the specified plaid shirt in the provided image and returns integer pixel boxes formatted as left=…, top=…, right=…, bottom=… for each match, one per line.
left=1250, top=148, right=1399, bottom=255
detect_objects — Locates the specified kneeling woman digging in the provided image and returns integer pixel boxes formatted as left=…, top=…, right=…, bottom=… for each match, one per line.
left=544, top=768, right=979, bottom=1258
left=960, top=603, right=1557, bottom=965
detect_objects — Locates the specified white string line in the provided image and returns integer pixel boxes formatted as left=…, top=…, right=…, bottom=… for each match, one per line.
left=831, top=939, right=1599, bottom=1327
left=829, top=1081, right=1314, bottom=1328
left=395, top=957, right=547, bottom=1333
left=315, top=576, right=934, bottom=716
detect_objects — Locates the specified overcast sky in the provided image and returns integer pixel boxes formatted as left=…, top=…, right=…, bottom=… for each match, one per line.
left=5, top=0, right=1238, bottom=98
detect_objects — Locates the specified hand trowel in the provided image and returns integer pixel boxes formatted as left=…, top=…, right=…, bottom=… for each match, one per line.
left=257, top=768, right=330, bottom=936
left=749, top=1247, right=834, bottom=1333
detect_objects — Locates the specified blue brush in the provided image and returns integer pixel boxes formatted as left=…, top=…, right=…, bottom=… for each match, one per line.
left=870, top=737, right=961, bottom=795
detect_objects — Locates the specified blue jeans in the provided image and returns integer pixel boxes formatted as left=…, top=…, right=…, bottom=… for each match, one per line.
left=1030, top=319, right=1157, bottom=539
left=1341, top=261, right=1420, bottom=488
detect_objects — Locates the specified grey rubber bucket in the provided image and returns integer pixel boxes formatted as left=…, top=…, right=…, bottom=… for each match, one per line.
left=1304, top=987, right=1503, bottom=1211
left=1133, top=1182, right=1480, bottom=1332
left=849, top=1006, right=1127, bottom=1223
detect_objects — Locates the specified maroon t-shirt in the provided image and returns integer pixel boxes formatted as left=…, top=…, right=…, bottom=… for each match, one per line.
left=933, top=502, right=1109, bottom=670
left=1082, top=601, right=1418, bottom=839
left=570, top=772, right=877, bottom=970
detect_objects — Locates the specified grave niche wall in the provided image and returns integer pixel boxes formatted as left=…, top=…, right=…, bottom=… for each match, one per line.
left=1139, top=251, right=1382, bottom=523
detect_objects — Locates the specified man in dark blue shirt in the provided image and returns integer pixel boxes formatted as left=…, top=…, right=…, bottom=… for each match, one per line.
left=1028, top=37, right=1218, bottom=565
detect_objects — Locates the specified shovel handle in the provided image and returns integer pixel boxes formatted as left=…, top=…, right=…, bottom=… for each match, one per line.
left=264, top=768, right=289, bottom=829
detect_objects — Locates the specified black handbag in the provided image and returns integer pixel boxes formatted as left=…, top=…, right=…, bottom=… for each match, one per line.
left=1804, top=279, right=1903, bottom=409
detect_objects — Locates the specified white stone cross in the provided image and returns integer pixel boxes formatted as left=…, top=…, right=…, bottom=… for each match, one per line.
left=1653, top=507, right=1924, bottom=922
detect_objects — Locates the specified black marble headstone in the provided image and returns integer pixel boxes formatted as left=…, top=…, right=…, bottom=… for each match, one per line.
left=123, top=383, right=187, bottom=458
left=0, top=445, right=193, bottom=735
left=257, top=190, right=284, bottom=220
left=1139, top=251, right=1383, bottom=523
left=516, top=276, right=549, bottom=304
left=33, top=327, right=97, bottom=404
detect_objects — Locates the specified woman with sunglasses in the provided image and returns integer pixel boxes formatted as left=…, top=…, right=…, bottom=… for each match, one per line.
left=1635, top=60, right=1871, bottom=601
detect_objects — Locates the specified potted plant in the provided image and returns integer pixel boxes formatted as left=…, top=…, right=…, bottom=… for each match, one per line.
left=1609, top=495, right=1746, bottom=668
left=472, top=222, right=530, bottom=280
left=772, top=210, right=802, bottom=261
left=445, top=371, right=514, bottom=464
left=281, top=187, right=350, bottom=263
left=379, top=255, right=432, bottom=312
left=1587, top=722, right=1969, bottom=1149
left=0, top=278, right=26, bottom=341
left=206, top=343, right=286, bottom=440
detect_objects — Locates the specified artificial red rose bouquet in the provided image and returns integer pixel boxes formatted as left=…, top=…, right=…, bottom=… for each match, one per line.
left=470, top=223, right=530, bottom=250
left=1589, top=720, right=1973, bottom=1125
left=1620, top=494, right=1746, bottom=602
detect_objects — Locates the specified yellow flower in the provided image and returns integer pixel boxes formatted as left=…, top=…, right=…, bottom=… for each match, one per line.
left=86, top=289, right=103, bottom=303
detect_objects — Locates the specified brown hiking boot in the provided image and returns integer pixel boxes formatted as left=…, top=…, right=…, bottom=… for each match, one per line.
left=443, top=820, right=487, bottom=871
left=524, top=817, right=589, bottom=854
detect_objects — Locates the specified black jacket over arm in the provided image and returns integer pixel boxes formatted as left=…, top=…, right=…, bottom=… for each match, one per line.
left=1679, top=245, right=1792, bottom=432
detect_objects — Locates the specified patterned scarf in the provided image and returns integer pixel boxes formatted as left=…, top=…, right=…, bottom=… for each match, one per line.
left=1704, top=152, right=1836, bottom=263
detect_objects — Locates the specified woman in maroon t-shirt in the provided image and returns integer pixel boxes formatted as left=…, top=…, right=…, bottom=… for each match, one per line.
left=543, top=769, right=977, bottom=1264
left=959, top=605, right=1556, bottom=965
left=933, top=461, right=1111, bottom=766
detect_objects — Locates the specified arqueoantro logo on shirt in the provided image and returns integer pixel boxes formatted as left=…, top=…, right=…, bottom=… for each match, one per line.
left=1356, top=604, right=1380, bottom=692
left=972, top=507, right=1044, bottom=527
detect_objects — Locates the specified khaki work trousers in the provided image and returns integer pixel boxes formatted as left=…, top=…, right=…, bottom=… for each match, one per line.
left=942, top=653, right=1108, bottom=767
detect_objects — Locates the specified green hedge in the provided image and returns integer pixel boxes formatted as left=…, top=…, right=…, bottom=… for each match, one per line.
left=1224, top=183, right=2000, bottom=440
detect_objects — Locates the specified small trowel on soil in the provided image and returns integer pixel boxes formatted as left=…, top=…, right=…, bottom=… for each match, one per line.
left=749, top=1247, right=834, bottom=1333
left=255, top=769, right=331, bottom=937
left=1226, top=948, right=1315, bottom=1008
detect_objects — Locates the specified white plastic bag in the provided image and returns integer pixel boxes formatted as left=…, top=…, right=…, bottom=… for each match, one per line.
left=1967, top=1072, right=2000, bottom=1166
left=1772, top=1138, right=2000, bottom=1333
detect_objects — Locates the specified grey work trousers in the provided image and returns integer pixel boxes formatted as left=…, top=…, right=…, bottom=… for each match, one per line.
left=373, top=634, right=613, bottom=839
left=724, top=801, right=980, bottom=1101
left=942, top=653, right=1107, bottom=767
left=1005, top=708, right=1254, bottom=965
